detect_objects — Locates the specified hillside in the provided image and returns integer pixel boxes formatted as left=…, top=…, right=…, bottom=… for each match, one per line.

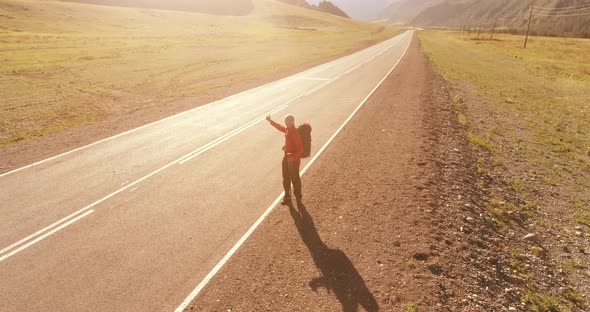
left=307, top=0, right=393, bottom=20
left=0, top=0, right=401, bottom=155
left=381, top=0, right=445, bottom=24
left=382, top=0, right=590, bottom=37
left=279, top=0, right=349, bottom=18
left=314, top=0, right=349, bottom=18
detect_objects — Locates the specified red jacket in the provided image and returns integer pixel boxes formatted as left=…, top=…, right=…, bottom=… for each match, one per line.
left=270, top=120, right=303, bottom=162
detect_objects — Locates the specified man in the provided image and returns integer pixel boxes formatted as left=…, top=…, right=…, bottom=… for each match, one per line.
left=266, top=114, right=303, bottom=206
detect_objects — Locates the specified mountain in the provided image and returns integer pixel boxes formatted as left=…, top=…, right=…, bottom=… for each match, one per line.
left=381, top=0, right=446, bottom=24
left=382, top=0, right=590, bottom=37
left=60, top=0, right=254, bottom=16
left=307, top=0, right=394, bottom=20
left=280, top=0, right=349, bottom=18
left=314, top=1, right=349, bottom=18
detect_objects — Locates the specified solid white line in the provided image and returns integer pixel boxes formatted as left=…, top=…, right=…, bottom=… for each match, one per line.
left=0, top=210, right=95, bottom=263
left=301, top=39, right=411, bottom=175
left=174, top=195, right=284, bottom=312
left=174, top=31, right=413, bottom=312
left=0, top=106, right=287, bottom=261
left=0, top=34, right=406, bottom=179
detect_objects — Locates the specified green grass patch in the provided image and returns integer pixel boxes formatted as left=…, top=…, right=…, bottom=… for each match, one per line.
left=522, top=287, right=561, bottom=312
left=406, top=258, right=416, bottom=269
left=574, top=213, right=590, bottom=227
left=468, top=132, right=493, bottom=152
left=487, top=198, right=517, bottom=226
left=562, top=259, right=582, bottom=274
left=456, top=112, right=468, bottom=126
left=563, top=287, right=584, bottom=306
left=404, top=304, right=417, bottom=312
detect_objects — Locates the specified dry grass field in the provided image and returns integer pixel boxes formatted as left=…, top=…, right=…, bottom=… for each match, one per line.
left=0, top=0, right=401, bottom=147
left=419, top=31, right=590, bottom=310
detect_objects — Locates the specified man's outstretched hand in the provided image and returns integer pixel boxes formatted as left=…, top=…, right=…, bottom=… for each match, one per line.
left=266, top=115, right=272, bottom=122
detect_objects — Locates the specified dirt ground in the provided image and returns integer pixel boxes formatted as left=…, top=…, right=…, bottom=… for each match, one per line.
left=183, top=38, right=535, bottom=311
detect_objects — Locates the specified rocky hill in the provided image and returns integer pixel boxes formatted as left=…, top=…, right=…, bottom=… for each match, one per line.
left=382, top=0, right=590, bottom=37
left=280, top=0, right=349, bottom=18
left=380, top=0, right=444, bottom=24
left=307, top=0, right=393, bottom=20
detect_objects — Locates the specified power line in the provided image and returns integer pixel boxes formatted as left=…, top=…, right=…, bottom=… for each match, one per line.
left=533, top=2, right=590, bottom=11
left=535, top=7, right=590, bottom=14
left=534, top=6, right=590, bottom=14
left=533, top=11, right=590, bottom=17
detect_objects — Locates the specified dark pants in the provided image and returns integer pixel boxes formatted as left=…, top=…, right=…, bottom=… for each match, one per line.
left=282, top=157, right=302, bottom=199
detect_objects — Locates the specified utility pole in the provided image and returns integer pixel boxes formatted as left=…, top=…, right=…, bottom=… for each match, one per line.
left=467, top=24, right=471, bottom=36
left=490, top=17, right=498, bottom=40
left=524, top=0, right=534, bottom=48
left=461, top=17, right=467, bottom=35
left=477, top=20, right=482, bottom=38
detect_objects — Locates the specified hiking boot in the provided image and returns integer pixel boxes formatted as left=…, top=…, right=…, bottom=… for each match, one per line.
left=281, top=196, right=291, bottom=205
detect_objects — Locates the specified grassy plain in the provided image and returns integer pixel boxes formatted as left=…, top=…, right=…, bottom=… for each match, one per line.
left=419, top=31, right=589, bottom=199
left=419, top=31, right=590, bottom=310
left=0, top=0, right=401, bottom=147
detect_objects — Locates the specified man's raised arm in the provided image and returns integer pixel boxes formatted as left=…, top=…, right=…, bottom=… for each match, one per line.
left=266, top=115, right=286, bottom=133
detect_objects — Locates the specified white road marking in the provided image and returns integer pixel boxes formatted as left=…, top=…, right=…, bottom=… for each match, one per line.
left=296, top=77, right=331, bottom=81
left=174, top=32, right=413, bottom=312
left=0, top=33, right=409, bottom=264
left=0, top=37, right=399, bottom=179
left=177, top=104, right=288, bottom=165
left=0, top=210, right=95, bottom=263
left=177, top=79, right=343, bottom=165
left=0, top=106, right=286, bottom=262
left=177, top=38, right=403, bottom=166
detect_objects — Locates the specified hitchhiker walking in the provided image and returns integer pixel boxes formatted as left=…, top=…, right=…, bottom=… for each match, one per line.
left=266, top=114, right=304, bottom=206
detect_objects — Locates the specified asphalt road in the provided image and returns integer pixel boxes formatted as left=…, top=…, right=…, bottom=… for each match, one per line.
left=0, top=30, right=413, bottom=311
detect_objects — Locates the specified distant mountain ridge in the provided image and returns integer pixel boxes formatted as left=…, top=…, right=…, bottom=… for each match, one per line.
left=280, top=0, right=349, bottom=18
left=307, top=0, right=394, bottom=20
left=381, top=0, right=445, bottom=24
left=381, top=0, right=590, bottom=37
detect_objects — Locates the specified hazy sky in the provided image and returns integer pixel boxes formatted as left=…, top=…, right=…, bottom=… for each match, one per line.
left=306, top=0, right=398, bottom=20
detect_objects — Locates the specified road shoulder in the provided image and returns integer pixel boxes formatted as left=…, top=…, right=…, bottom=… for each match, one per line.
left=182, top=36, right=500, bottom=311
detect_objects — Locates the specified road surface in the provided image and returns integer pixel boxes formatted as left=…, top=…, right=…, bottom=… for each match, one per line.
left=0, top=30, right=413, bottom=311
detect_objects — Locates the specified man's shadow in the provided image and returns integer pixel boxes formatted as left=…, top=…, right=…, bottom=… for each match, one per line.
left=288, top=202, right=379, bottom=312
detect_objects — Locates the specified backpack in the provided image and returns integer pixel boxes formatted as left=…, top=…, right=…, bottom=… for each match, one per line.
left=297, top=123, right=312, bottom=159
